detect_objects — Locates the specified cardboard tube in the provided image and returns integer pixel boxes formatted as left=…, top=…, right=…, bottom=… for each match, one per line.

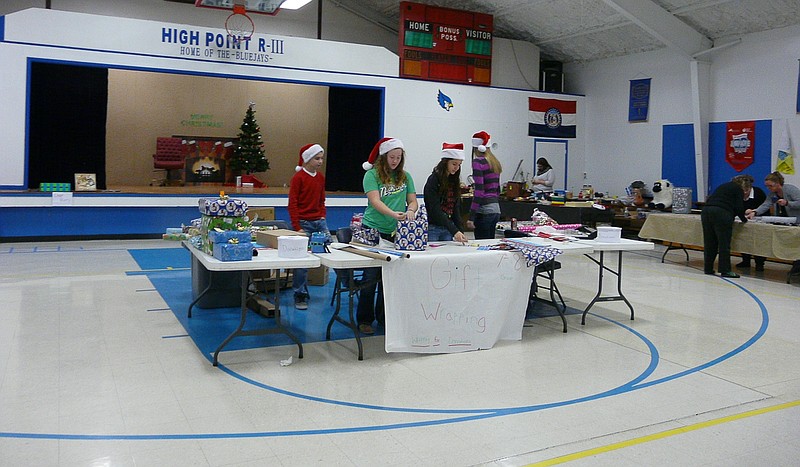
left=341, top=246, right=392, bottom=262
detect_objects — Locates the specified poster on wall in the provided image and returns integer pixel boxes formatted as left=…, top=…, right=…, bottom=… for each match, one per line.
left=725, top=120, right=755, bottom=172
left=628, top=78, right=651, bottom=122
left=398, top=1, right=493, bottom=86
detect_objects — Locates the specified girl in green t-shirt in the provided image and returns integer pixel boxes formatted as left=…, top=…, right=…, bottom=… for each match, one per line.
left=356, top=137, right=418, bottom=334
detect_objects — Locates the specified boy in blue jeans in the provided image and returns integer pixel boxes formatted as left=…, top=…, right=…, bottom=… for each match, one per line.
left=288, top=143, right=329, bottom=309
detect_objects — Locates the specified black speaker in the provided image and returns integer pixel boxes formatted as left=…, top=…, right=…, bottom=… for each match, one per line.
left=541, top=70, right=563, bottom=92
left=540, top=60, right=563, bottom=73
left=540, top=60, right=563, bottom=93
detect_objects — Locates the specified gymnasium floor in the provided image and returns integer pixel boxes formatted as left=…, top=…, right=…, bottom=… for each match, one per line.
left=0, top=238, right=798, bottom=466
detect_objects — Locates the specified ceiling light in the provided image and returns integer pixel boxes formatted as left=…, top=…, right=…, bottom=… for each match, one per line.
left=280, top=0, right=312, bottom=10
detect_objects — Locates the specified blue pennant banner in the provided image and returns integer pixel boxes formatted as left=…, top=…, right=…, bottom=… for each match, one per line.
left=628, top=78, right=651, bottom=122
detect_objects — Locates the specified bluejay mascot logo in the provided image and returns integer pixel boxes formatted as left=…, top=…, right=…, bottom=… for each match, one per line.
left=437, top=90, right=453, bottom=111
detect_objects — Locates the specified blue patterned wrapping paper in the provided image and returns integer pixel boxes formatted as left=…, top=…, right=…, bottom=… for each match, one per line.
left=395, top=205, right=428, bottom=251
left=212, top=242, right=254, bottom=261
left=350, top=213, right=381, bottom=246
left=207, top=229, right=252, bottom=245
left=198, top=198, right=248, bottom=217
left=500, top=239, right=562, bottom=268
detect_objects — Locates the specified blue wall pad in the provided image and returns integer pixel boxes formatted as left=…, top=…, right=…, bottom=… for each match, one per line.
left=662, top=123, right=698, bottom=202
left=708, top=120, right=772, bottom=196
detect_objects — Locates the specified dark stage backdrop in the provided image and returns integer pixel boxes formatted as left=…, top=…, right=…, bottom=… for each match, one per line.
left=326, top=86, right=382, bottom=192
left=29, top=62, right=108, bottom=190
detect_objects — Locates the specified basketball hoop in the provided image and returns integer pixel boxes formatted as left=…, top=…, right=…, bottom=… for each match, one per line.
left=226, top=1, right=254, bottom=41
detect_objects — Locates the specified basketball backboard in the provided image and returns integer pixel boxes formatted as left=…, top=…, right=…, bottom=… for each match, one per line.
left=195, top=0, right=285, bottom=16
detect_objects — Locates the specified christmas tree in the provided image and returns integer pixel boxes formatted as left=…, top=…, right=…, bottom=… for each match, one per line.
left=229, top=103, right=270, bottom=174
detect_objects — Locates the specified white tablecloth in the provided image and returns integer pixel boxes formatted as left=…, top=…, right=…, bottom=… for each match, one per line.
left=381, top=244, right=535, bottom=353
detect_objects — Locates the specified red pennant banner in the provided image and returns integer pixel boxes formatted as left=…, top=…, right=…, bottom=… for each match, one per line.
left=725, top=121, right=755, bottom=172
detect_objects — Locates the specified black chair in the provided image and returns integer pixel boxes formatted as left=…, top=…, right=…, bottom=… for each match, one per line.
left=504, top=229, right=568, bottom=333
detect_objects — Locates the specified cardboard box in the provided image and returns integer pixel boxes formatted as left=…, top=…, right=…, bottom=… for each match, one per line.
left=248, top=207, right=275, bottom=221
left=255, top=229, right=306, bottom=248
left=307, top=265, right=330, bottom=286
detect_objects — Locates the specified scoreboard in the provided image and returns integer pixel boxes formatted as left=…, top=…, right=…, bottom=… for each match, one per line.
left=398, top=1, right=493, bottom=86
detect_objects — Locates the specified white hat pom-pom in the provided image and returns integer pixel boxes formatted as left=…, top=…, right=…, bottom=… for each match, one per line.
left=295, top=166, right=302, bottom=172
left=478, top=144, right=486, bottom=152
left=362, top=161, right=373, bottom=170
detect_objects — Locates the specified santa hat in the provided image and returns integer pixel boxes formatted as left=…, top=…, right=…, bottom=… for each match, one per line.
left=440, top=142, right=465, bottom=160
left=471, top=131, right=490, bottom=152
left=295, top=143, right=323, bottom=172
left=363, top=137, right=404, bottom=170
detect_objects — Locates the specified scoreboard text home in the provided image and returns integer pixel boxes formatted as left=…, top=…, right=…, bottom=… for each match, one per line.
left=399, top=1, right=493, bottom=86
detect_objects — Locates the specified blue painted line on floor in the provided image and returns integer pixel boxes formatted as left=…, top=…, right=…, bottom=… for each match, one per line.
left=147, top=308, right=171, bottom=312
left=162, top=334, right=189, bottom=339
left=0, top=251, right=769, bottom=442
left=631, top=277, right=769, bottom=390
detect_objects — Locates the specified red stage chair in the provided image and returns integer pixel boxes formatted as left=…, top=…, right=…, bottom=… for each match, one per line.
left=152, top=137, right=185, bottom=186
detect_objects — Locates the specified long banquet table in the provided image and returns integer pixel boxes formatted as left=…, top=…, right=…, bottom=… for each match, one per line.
left=638, top=213, right=800, bottom=262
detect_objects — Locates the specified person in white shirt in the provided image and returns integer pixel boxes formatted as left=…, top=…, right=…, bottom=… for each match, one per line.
left=531, top=157, right=555, bottom=192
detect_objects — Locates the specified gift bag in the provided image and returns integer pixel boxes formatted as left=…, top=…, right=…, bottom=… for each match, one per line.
left=350, top=213, right=380, bottom=246
left=395, top=205, right=428, bottom=251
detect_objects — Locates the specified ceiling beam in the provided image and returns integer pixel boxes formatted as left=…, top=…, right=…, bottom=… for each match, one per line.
left=602, top=0, right=712, bottom=58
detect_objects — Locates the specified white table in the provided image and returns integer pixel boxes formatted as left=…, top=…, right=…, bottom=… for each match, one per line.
left=574, top=238, right=655, bottom=325
left=378, top=240, right=537, bottom=354
left=314, top=244, right=386, bottom=360
left=184, top=243, right=319, bottom=366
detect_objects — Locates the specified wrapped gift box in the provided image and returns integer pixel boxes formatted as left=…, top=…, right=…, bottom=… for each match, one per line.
left=201, top=215, right=249, bottom=254
left=162, top=233, right=190, bottom=241
left=199, top=197, right=248, bottom=217
left=40, top=182, right=71, bottom=192
left=213, top=241, right=254, bottom=261
left=208, top=229, right=252, bottom=245
left=395, top=206, right=428, bottom=251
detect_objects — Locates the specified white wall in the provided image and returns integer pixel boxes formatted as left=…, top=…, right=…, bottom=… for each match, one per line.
left=565, top=24, right=800, bottom=195
left=0, top=7, right=559, bottom=193
left=0, top=0, right=399, bottom=51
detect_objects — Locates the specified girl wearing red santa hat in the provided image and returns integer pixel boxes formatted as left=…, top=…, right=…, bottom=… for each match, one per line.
left=468, top=131, right=503, bottom=239
left=357, top=137, right=419, bottom=334
left=423, top=142, right=468, bottom=243
left=288, top=143, right=328, bottom=310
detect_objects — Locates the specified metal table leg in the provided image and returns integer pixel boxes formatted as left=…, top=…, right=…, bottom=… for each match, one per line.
left=212, top=270, right=303, bottom=367
left=581, top=251, right=635, bottom=325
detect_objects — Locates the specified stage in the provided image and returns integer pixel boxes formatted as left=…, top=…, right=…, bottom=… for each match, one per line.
left=0, top=185, right=366, bottom=242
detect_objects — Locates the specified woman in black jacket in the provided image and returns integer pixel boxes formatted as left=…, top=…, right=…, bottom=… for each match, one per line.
left=701, top=176, right=751, bottom=277
left=424, top=142, right=468, bottom=243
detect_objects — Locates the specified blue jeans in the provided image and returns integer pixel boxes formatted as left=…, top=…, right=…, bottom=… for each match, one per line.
left=428, top=224, right=453, bottom=242
left=473, top=212, right=500, bottom=240
left=293, top=218, right=329, bottom=296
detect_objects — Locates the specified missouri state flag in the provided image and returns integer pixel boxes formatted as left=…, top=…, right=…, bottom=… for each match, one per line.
left=528, top=97, right=577, bottom=138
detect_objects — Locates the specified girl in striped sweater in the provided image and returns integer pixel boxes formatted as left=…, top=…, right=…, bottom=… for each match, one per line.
left=467, top=131, right=503, bottom=239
